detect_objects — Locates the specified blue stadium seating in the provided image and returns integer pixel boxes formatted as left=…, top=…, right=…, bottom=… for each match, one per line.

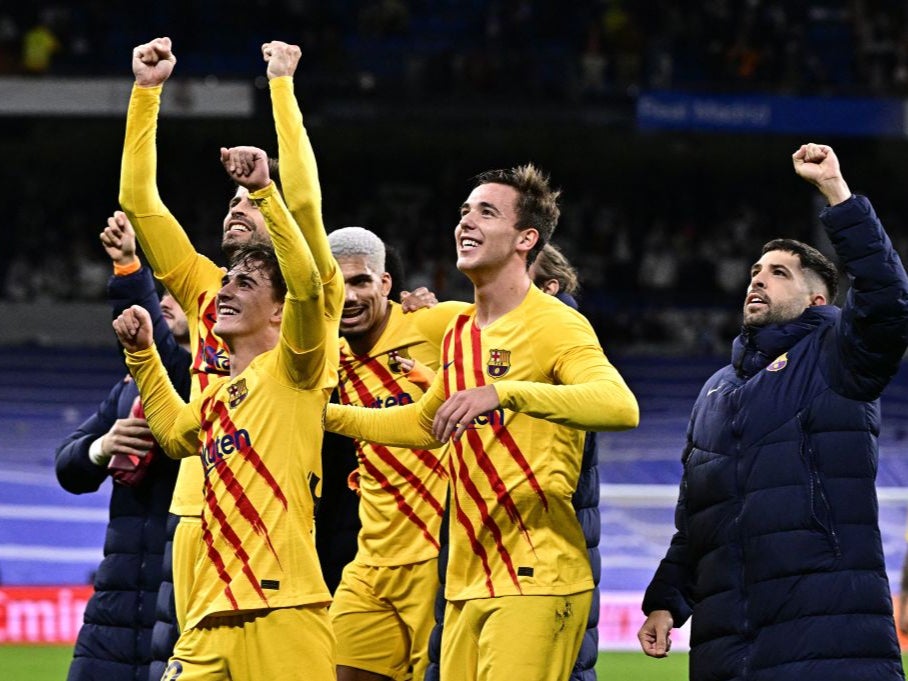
left=3, top=346, right=908, bottom=593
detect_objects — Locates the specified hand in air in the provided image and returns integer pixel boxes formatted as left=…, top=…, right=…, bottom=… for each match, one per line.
left=132, top=37, right=176, bottom=87
left=113, top=305, right=154, bottom=353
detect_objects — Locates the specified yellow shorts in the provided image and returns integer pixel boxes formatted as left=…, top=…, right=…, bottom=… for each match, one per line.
left=441, top=591, right=593, bottom=681
left=329, top=558, right=439, bottom=681
left=162, top=604, right=335, bottom=680
left=172, top=516, right=203, bottom=633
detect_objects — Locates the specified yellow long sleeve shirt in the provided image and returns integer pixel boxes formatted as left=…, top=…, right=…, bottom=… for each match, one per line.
left=327, top=285, right=638, bottom=600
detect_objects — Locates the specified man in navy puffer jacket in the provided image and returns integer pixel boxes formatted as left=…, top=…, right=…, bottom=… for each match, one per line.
left=638, top=143, right=908, bottom=681
left=55, top=212, right=190, bottom=681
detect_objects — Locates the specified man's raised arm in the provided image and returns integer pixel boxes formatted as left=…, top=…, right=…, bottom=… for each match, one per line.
left=119, top=37, right=198, bottom=281
left=220, top=146, right=327, bottom=385
left=114, top=305, right=199, bottom=460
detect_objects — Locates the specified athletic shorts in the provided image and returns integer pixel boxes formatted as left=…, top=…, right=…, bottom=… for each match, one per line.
left=172, top=515, right=203, bottom=632
left=161, top=604, right=335, bottom=681
left=440, top=590, right=593, bottom=681
left=329, top=558, right=438, bottom=681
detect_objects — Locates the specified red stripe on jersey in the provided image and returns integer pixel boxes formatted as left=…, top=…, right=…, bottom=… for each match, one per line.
left=411, top=448, right=447, bottom=480
left=346, top=354, right=447, bottom=481
left=466, top=321, right=533, bottom=550
left=449, top=439, right=496, bottom=596
left=372, top=442, right=445, bottom=518
left=338, top=359, right=371, bottom=407
left=203, top=474, right=270, bottom=606
left=361, top=355, right=407, bottom=398
left=451, top=315, right=471, bottom=392
left=338, top=357, right=445, bottom=540
left=196, top=294, right=230, bottom=377
left=212, top=401, right=288, bottom=511
left=493, top=422, right=548, bottom=513
left=199, top=512, right=239, bottom=610
left=359, top=444, right=440, bottom=551
left=210, top=403, right=283, bottom=557
left=198, top=399, right=279, bottom=592
left=461, top=427, right=521, bottom=591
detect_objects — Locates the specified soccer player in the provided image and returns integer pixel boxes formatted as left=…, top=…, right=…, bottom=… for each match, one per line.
left=325, top=165, right=639, bottom=681
left=326, top=225, right=467, bottom=681
left=114, top=146, right=337, bottom=680
left=118, top=37, right=342, bottom=635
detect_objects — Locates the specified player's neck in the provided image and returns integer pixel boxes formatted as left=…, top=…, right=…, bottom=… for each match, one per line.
left=226, top=330, right=279, bottom=377
left=472, top=272, right=531, bottom=329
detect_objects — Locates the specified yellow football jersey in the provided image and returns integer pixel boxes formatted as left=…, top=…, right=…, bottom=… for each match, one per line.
left=326, top=285, right=639, bottom=600
left=337, top=301, right=466, bottom=565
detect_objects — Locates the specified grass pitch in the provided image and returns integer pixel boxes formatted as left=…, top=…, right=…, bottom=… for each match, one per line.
left=10, top=647, right=908, bottom=680
left=0, top=646, right=688, bottom=680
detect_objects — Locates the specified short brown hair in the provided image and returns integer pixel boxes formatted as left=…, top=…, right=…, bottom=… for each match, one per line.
left=473, top=163, right=561, bottom=266
left=227, top=243, right=287, bottom=302
left=761, top=238, right=838, bottom=303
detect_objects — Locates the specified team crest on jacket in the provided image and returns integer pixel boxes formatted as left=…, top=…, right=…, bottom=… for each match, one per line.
left=388, top=348, right=411, bottom=373
left=227, top=378, right=249, bottom=408
left=766, top=353, right=788, bottom=372
left=487, top=349, right=511, bottom=378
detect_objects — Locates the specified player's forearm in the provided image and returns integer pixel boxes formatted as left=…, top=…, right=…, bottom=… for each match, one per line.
left=249, top=182, right=320, bottom=301
left=325, top=401, right=441, bottom=449
left=249, top=181, right=329, bottom=370
left=495, top=374, right=639, bottom=431
left=270, top=77, right=335, bottom=281
left=119, top=85, right=165, bottom=216
left=124, top=345, right=197, bottom=458
left=119, top=84, right=196, bottom=275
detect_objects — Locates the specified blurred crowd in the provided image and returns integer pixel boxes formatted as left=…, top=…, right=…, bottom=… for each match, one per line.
left=4, top=1, right=908, bottom=99
left=6, top=0, right=908, bottom=353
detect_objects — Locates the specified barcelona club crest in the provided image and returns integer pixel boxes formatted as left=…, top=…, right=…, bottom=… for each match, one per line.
left=227, top=378, right=249, bottom=408
left=388, top=348, right=411, bottom=374
left=766, top=353, right=788, bottom=372
left=487, top=349, right=511, bottom=378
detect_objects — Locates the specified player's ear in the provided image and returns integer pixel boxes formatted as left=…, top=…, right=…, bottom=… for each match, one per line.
left=516, top=228, right=539, bottom=254
left=270, top=301, right=284, bottom=324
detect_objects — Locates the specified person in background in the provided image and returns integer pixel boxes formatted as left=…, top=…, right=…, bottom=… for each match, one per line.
left=55, top=211, right=190, bottom=681
left=529, top=242, right=600, bottom=681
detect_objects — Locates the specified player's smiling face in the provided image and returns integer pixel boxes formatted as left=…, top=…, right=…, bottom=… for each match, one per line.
left=222, top=187, right=270, bottom=256
left=213, top=259, right=281, bottom=342
left=337, top=255, right=391, bottom=341
left=456, top=182, right=525, bottom=274
left=743, top=249, right=820, bottom=327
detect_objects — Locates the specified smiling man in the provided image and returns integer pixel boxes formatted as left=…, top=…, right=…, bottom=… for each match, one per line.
left=118, top=37, right=342, bottom=645
left=115, top=146, right=337, bottom=680
left=325, top=226, right=466, bottom=681
left=637, top=144, right=908, bottom=681
left=325, top=165, right=639, bottom=681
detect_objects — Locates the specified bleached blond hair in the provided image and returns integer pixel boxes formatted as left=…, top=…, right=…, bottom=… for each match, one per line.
left=328, top=226, right=386, bottom=273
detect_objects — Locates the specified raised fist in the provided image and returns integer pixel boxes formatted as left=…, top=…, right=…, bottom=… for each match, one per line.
left=133, top=37, right=176, bottom=88
left=262, top=41, right=301, bottom=80
left=99, top=211, right=137, bottom=267
left=113, top=305, right=154, bottom=353
left=220, top=146, right=271, bottom=192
